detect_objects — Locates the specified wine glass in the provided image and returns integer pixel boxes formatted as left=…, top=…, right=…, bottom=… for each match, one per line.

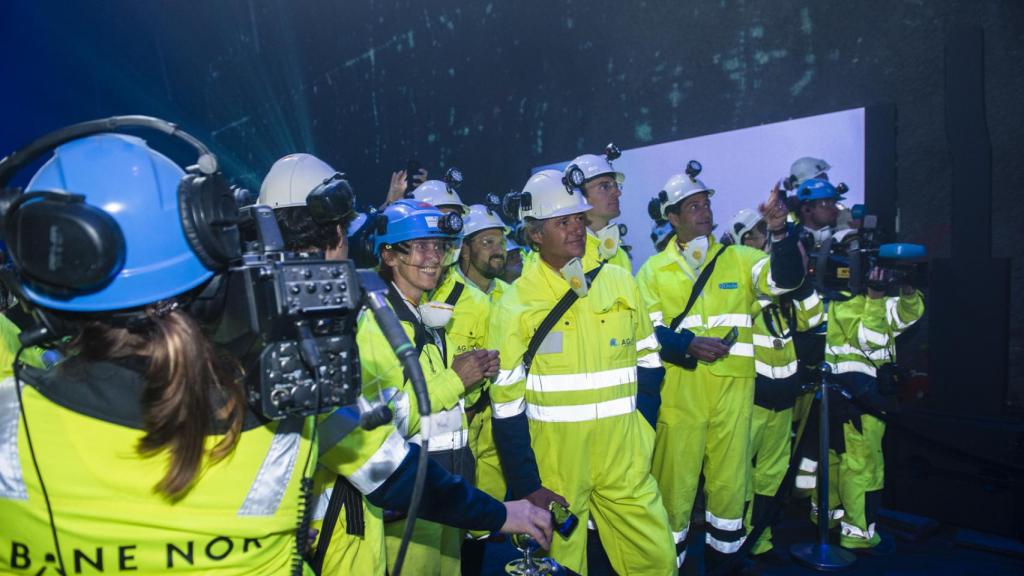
left=505, top=533, right=557, bottom=575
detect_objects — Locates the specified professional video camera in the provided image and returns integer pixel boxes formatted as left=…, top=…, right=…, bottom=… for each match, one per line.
left=194, top=204, right=364, bottom=420
left=803, top=205, right=927, bottom=298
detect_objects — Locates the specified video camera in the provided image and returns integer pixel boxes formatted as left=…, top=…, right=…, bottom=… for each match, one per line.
left=194, top=204, right=363, bottom=420
left=803, top=205, right=927, bottom=297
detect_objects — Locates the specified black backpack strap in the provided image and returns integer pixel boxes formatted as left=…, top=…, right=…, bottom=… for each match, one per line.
left=669, top=245, right=729, bottom=330
left=522, top=263, right=605, bottom=374
left=308, top=476, right=363, bottom=575
left=384, top=281, right=427, bottom=354
left=444, top=281, right=465, bottom=307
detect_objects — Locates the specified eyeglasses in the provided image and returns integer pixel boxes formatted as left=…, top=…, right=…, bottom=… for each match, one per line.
left=402, top=239, right=453, bottom=256
left=471, top=236, right=507, bottom=250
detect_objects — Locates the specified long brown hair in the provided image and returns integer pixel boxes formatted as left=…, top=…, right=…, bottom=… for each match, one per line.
left=69, top=304, right=246, bottom=499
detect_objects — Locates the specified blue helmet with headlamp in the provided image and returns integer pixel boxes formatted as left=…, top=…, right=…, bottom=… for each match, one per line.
left=372, top=199, right=463, bottom=255
left=796, top=178, right=845, bottom=205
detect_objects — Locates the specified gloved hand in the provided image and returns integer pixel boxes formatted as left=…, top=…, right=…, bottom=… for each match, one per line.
left=654, top=325, right=695, bottom=367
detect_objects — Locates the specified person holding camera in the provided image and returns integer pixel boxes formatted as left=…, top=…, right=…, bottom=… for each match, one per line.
left=790, top=178, right=925, bottom=554
left=488, top=170, right=676, bottom=575
left=722, top=209, right=823, bottom=559
left=636, top=167, right=804, bottom=572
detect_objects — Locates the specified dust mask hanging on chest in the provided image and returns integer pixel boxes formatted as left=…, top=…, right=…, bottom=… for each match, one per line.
left=418, top=301, right=454, bottom=328
left=679, top=235, right=710, bottom=270
left=595, top=224, right=620, bottom=260
left=560, top=257, right=589, bottom=298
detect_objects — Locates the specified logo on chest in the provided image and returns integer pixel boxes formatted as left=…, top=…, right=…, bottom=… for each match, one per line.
left=718, top=281, right=739, bottom=290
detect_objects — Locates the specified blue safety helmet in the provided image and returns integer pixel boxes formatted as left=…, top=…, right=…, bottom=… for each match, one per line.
left=796, top=178, right=844, bottom=205
left=373, top=199, right=463, bottom=255
left=19, top=134, right=214, bottom=312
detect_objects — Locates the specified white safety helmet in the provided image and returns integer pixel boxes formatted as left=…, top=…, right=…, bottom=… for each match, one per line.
left=518, top=169, right=592, bottom=222
left=725, top=208, right=764, bottom=245
left=568, top=154, right=625, bottom=186
left=790, top=156, right=831, bottom=186
left=462, top=204, right=508, bottom=238
left=655, top=172, right=715, bottom=219
left=259, top=153, right=337, bottom=208
left=410, top=180, right=468, bottom=211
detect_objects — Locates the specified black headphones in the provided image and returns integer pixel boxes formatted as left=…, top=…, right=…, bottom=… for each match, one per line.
left=307, top=172, right=355, bottom=226
left=0, top=115, right=240, bottom=298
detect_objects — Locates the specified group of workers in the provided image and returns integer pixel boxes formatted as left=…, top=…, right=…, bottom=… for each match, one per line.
left=0, top=121, right=923, bottom=576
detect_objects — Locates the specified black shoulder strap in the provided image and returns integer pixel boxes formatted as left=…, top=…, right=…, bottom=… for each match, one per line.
left=522, top=263, right=605, bottom=375
left=444, top=281, right=465, bottom=307
left=308, top=476, right=363, bottom=575
left=384, top=282, right=427, bottom=353
left=383, top=281, right=448, bottom=367
left=669, top=245, right=729, bottom=331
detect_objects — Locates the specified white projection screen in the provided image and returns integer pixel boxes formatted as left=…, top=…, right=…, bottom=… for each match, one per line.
left=534, top=107, right=866, bottom=272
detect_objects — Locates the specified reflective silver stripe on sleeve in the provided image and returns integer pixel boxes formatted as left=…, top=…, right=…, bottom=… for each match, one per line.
left=346, top=428, right=409, bottom=494
left=637, top=351, right=662, bottom=369
left=635, top=333, right=659, bottom=352
left=238, top=417, right=304, bottom=516
left=0, top=378, right=27, bottom=500
left=384, top=388, right=412, bottom=437
left=754, top=257, right=788, bottom=296
left=494, top=364, right=526, bottom=387
left=799, top=292, right=822, bottom=311
left=649, top=311, right=665, bottom=327
left=492, top=397, right=526, bottom=419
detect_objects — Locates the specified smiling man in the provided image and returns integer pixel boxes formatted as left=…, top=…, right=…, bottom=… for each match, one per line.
left=487, top=170, right=675, bottom=575
left=637, top=165, right=805, bottom=572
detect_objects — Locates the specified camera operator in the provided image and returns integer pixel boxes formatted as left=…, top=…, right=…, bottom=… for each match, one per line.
left=791, top=177, right=925, bottom=554
left=258, top=154, right=550, bottom=575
